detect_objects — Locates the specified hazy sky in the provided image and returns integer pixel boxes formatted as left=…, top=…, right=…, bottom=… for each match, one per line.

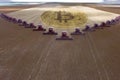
left=10, top=0, right=104, bottom=2
left=0, top=0, right=120, bottom=3
left=0, top=0, right=10, bottom=2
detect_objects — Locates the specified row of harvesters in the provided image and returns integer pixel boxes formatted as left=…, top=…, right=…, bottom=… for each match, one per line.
left=0, top=13, right=120, bottom=40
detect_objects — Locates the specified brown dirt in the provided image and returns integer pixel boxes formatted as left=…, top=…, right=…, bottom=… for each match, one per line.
left=0, top=4, right=120, bottom=80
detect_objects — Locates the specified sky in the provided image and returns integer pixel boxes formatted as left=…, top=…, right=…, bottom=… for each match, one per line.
left=0, top=0, right=120, bottom=3
left=12, top=0, right=103, bottom=2
left=0, top=0, right=103, bottom=2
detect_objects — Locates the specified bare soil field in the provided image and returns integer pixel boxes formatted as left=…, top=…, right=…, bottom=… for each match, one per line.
left=0, top=4, right=120, bottom=80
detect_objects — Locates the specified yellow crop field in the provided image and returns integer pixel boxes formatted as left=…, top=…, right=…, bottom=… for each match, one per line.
left=41, top=10, right=88, bottom=29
